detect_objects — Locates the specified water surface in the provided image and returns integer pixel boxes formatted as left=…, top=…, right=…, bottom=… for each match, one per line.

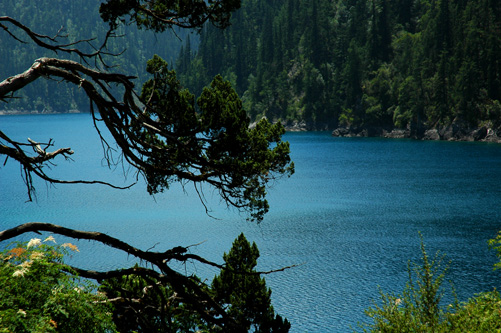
left=1, top=114, right=501, bottom=331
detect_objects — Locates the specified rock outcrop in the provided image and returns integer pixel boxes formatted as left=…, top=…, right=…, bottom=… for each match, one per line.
left=331, top=124, right=501, bottom=143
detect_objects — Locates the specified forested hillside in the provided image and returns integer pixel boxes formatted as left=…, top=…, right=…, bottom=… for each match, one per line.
left=177, top=0, right=501, bottom=133
left=0, top=0, right=185, bottom=112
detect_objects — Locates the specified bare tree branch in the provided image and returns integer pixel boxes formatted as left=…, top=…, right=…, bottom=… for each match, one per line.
left=0, top=129, right=134, bottom=201
left=0, top=222, right=299, bottom=277
left=0, top=222, right=182, bottom=263
left=0, top=222, right=296, bottom=330
left=0, top=16, right=123, bottom=65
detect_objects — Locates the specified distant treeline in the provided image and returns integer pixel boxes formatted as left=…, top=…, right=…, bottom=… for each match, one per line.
left=176, top=0, right=501, bottom=130
left=0, top=0, right=185, bottom=112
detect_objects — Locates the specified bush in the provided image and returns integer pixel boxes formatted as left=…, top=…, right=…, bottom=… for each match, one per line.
left=362, top=234, right=452, bottom=332
left=0, top=238, right=116, bottom=333
left=362, top=233, right=501, bottom=332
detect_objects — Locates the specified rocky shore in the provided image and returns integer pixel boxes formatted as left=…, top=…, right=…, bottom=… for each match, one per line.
left=0, top=110, right=83, bottom=115
left=331, top=124, right=501, bottom=144
left=279, top=119, right=501, bottom=143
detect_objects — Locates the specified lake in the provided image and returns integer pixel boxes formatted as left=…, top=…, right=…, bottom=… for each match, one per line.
left=1, top=114, right=501, bottom=331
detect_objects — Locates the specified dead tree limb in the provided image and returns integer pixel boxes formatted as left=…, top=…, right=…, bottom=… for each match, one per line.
left=0, top=128, right=134, bottom=201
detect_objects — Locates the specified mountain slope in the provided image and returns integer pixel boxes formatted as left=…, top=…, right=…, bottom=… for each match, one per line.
left=177, top=0, right=501, bottom=134
left=0, top=0, right=185, bottom=112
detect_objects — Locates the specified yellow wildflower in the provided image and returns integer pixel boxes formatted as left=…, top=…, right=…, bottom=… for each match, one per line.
left=30, top=251, right=44, bottom=260
left=61, top=243, right=79, bottom=252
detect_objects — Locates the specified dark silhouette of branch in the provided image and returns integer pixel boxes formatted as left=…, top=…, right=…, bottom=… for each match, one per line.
left=99, top=0, right=241, bottom=32
left=0, top=222, right=299, bottom=273
left=0, top=3, right=293, bottom=330
left=0, top=222, right=236, bottom=327
left=0, top=222, right=185, bottom=263
left=0, top=222, right=297, bottom=330
left=1, top=8, right=293, bottom=222
left=0, top=54, right=293, bottom=221
left=0, top=222, right=298, bottom=330
left=0, top=16, right=123, bottom=65
left=0, top=128, right=134, bottom=201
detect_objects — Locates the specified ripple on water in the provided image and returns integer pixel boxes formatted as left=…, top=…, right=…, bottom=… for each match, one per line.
left=2, top=124, right=501, bottom=332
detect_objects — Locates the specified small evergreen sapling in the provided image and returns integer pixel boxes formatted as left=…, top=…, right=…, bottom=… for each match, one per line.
left=212, top=233, right=291, bottom=332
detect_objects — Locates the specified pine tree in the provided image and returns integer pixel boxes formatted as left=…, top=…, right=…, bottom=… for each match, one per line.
left=212, top=233, right=291, bottom=332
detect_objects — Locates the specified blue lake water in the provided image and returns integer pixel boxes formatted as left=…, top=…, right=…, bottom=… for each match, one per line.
left=1, top=114, right=501, bottom=331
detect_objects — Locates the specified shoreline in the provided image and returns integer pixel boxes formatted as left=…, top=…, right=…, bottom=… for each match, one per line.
left=280, top=120, right=501, bottom=144
left=330, top=125, right=501, bottom=144
left=4, top=112, right=500, bottom=144
left=0, top=110, right=84, bottom=116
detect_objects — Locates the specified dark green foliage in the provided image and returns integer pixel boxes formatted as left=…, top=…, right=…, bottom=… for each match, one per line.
left=99, top=234, right=290, bottom=332
left=177, top=0, right=501, bottom=130
left=212, top=233, right=291, bottom=332
left=138, top=55, right=294, bottom=221
left=100, top=0, right=241, bottom=32
left=99, top=266, right=205, bottom=332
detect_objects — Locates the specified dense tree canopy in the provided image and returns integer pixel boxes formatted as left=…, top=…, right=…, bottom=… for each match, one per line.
left=0, top=0, right=186, bottom=113
left=177, top=0, right=501, bottom=131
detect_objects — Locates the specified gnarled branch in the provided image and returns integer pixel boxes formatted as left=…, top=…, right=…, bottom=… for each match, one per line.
left=1, top=54, right=293, bottom=221
left=1, top=14, right=293, bottom=222
left=0, top=222, right=236, bottom=328
left=0, top=222, right=295, bottom=330
left=0, top=16, right=123, bottom=66
left=0, top=129, right=134, bottom=201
